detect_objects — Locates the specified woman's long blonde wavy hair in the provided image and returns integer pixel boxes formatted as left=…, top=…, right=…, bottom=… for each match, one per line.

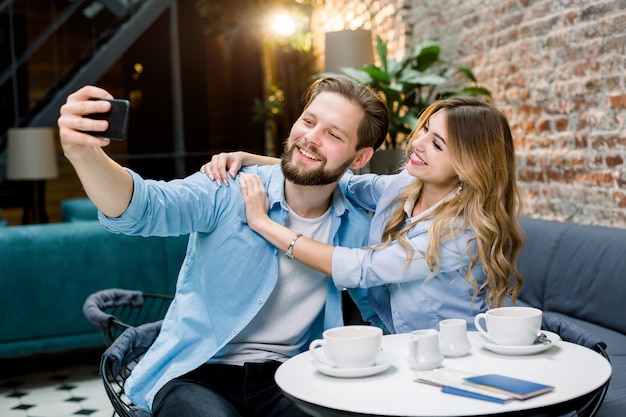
left=378, top=97, right=525, bottom=307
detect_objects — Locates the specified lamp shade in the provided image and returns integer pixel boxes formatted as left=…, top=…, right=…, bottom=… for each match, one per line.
left=324, top=29, right=374, bottom=73
left=7, top=127, right=58, bottom=180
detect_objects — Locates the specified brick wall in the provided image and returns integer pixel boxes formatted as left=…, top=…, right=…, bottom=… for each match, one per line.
left=314, top=0, right=626, bottom=227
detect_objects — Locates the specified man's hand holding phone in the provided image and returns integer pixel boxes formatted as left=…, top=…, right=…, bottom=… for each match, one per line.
left=83, top=98, right=130, bottom=140
left=58, top=86, right=129, bottom=162
left=57, top=85, right=136, bottom=219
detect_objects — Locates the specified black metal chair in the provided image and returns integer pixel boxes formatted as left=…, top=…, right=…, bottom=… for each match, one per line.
left=83, top=288, right=173, bottom=416
left=100, top=321, right=162, bottom=417
left=542, top=313, right=611, bottom=417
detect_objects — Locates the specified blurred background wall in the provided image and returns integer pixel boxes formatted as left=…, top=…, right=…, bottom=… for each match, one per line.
left=2, top=0, right=625, bottom=227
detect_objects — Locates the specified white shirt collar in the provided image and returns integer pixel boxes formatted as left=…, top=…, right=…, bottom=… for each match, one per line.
left=404, top=186, right=462, bottom=224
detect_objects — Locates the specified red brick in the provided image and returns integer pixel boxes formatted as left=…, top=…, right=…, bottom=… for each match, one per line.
left=609, top=94, right=626, bottom=108
left=606, top=155, right=624, bottom=168
left=537, top=119, right=551, bottom=132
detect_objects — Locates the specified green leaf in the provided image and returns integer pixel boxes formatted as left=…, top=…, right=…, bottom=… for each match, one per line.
left=410, top=41, right=441, bottom=71
left=341, top=67, right=373, bottom=84
left=454, top=67, right=478, bottom=82
left=360, top=65, right=389, bottom=83
left=454, top=86, right=493, bottom=97
left=399, top=71, right=447, bottom=86
left=386, top=59, right=404, bottom=78
left=376, top=36, right=388, bottom=73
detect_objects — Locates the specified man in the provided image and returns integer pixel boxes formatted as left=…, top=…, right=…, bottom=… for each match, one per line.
left=58, top=76, right=389, bottom=417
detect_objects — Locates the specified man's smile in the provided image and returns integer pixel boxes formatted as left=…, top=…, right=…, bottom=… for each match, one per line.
left=296, top=145, right=322, bottom=162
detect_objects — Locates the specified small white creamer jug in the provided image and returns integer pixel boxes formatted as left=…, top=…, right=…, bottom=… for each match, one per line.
left=407, top=329, right=443, bottom=370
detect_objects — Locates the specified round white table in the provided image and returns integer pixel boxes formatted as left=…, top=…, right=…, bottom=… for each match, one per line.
left=275, top=332, right=612, bottom=417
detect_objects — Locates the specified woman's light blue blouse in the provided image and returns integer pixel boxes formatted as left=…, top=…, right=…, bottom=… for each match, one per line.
left=332, top=170, right=487, bottom=333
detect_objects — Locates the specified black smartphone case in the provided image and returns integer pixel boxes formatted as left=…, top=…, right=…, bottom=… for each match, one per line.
left=84, top=99, right=130, bottom=140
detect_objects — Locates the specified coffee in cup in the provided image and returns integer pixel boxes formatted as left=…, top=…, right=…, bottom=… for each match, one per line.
left=309, top=325, right=382, bottom=368
left=474, top=306, right=542, bottom=346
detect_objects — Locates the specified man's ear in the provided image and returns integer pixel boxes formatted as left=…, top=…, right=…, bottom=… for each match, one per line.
left=350, top=147, right=375, bottom=170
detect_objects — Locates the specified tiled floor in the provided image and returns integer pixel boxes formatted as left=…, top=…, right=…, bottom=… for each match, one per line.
left=0, top=349, right=114, bottom=417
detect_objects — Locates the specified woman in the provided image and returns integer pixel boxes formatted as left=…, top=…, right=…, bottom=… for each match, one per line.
left=204, top=97, right=524, bottom=333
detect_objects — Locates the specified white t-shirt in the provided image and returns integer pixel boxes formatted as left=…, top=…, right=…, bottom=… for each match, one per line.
left=211, top=205, right=331, bottom=364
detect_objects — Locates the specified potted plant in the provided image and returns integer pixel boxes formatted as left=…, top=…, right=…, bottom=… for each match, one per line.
left=339, top=36, right=492, bottom=173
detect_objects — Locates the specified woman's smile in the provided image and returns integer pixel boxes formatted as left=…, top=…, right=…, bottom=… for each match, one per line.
left=410, top=151, right=427, bottom=166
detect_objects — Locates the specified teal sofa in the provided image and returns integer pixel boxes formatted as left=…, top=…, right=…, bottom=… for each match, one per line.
left=0, top=217, right=188, bottom=358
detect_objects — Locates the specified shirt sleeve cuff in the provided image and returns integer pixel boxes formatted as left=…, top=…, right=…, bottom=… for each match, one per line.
left=98, top=169, right=145, bottom=232
left=332, top=246, right=366, bottom=288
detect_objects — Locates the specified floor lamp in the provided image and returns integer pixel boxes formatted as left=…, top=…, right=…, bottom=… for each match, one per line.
left=6, top=127, right=59, bottom=224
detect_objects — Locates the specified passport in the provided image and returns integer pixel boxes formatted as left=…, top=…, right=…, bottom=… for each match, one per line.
left=463, top=374, right=554, bottom=400
left=416, top=369, right=512, bottom=403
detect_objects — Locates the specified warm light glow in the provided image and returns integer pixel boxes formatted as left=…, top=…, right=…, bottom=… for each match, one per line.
left=272, top=13, right=296, bottom=36
left=132, top=63, right=143, bottom=81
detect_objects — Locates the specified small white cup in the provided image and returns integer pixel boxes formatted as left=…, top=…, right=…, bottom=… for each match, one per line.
left=407, top=329, right=443, bottom=370
left=438, top=318, right=471, bottom=357
left=474, top=306, right=542, bottom=346
left=309, top=325, right=382, bottom=368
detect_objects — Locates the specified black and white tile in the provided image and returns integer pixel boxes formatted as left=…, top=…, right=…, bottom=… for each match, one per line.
left=1, top=350, right=114, bottom=417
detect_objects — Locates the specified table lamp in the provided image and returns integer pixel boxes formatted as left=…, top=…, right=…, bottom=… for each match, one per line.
left=6, top=127, right=58, bottom=223
left=324, top=29, right=374, bottom=73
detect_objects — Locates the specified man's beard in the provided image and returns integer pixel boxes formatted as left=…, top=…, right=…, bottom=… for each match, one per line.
left=280, top=141, right=353, bottom=186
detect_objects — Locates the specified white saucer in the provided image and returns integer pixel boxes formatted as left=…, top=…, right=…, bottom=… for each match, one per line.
left=478, top=330, right=561, bottom=355
left=312, top=351, right=395, bottom=378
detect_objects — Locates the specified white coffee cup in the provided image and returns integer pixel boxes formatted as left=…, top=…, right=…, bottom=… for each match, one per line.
left=407, top=329, right=443, bottom=370
left=438, top=318, right=471, bottom=357
left=309, top=325, right=382, bottom=368
left=474, top=306, right=542, bottom=346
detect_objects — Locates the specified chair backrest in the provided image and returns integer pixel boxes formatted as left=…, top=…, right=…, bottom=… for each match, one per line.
left=100, top=321, right=162, bottom=417
left=83, top=288, right=173, bottom=345
left=82, top=288, right=174, bottom=416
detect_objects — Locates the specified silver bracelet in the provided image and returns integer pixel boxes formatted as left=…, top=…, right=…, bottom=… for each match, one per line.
left=285, top=233, right=303, bottom=259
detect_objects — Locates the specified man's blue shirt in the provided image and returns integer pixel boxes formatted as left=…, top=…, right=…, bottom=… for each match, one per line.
left=98, top=165, right=375, bottom=411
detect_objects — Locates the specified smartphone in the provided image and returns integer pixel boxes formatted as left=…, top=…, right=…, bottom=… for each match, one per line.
left=84, top=98, right=130, bottom=140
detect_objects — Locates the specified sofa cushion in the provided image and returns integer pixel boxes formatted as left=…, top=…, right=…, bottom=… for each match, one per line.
left=517, top=217, right=565, bottom=307
left=544, top=223, right=626, bottom=335
left=518, top=217, right=626, bottom=336
left=61, top=197, right=98, bottom=222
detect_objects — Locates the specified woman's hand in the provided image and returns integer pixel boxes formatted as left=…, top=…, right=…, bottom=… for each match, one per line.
left=239, top=173, right=334, bottom=276
left=200, top=152, right=245, bottom=186
left=200, top=152, right=281, bottom=186
left=239, top=173, right=271, bottom=231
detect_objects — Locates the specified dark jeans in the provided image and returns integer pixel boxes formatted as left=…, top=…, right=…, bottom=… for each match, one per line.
left=152, top=361, right=310, bottom=417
